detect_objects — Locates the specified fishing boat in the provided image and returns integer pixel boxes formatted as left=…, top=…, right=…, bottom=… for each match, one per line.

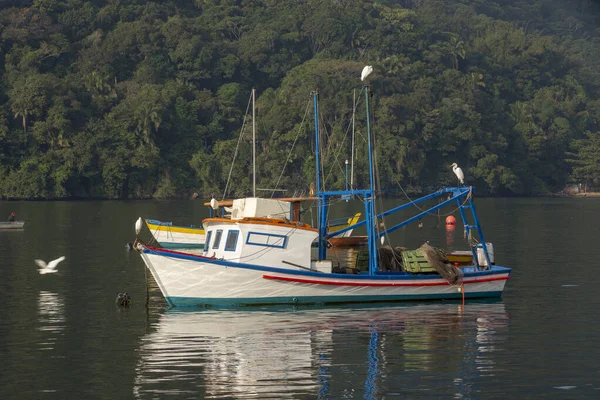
left=0, top=221, right=25, bottom=230
left=134, top=83, right=511, bottom=307
left=144, top=219, right=205, bottom=250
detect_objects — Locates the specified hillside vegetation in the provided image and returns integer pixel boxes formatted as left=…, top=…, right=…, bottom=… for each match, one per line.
left=1, top=0, right=600, bottom=199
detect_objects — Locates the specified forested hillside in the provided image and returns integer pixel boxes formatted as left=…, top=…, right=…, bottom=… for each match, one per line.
left=1, top=0, right=599, bottom=199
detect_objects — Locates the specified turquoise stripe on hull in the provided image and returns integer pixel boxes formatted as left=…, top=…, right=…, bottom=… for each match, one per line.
left=158, top=242, right=205, bottom=250
left=166, top=291, right=503, bottom=308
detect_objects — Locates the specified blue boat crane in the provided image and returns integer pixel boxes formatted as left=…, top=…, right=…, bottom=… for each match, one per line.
left=312, top=89, right=493, bottom=276
left=318, top=187, right=492, bottom=272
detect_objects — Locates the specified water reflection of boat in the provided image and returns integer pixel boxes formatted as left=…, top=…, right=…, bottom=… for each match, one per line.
left=133, top=302, right=508, bottom=399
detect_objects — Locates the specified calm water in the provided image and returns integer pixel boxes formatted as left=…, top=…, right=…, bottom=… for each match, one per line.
left=1, top=197, right=600, bottom=399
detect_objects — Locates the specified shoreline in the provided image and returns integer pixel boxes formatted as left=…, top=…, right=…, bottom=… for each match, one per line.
left=572, top=192, right=600, bottom=197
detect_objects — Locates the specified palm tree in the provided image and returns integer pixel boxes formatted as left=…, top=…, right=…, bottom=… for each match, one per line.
left=13, top=107, right=29, bottom=133
left=134, top=102, right=162, bottom=143
left=466, top=72, right=486, bottom=92
left=9, top=75, right=47, bottom=133
left=448, top=36, right=466, bottom=70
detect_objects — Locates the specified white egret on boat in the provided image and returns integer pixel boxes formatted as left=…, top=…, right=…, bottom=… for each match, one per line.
left=135, top=217, right=142, bottom=235
left=35, top=256, right=65, bottom=275
left=450, top=163, right=464, bottom=185
left=361, top=65, right=373, bottom=81
left=210, top=198, right=219, bottom=210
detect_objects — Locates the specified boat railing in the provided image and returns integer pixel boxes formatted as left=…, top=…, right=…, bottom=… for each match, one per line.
left=146, top=219, right=173, bottom=226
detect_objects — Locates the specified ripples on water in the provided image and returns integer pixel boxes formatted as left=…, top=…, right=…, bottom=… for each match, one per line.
left=4, top=199, right=600, bottom=399
left=133, top=302, right=509, bottom=399
left=37, top=291, right=65, bottom=351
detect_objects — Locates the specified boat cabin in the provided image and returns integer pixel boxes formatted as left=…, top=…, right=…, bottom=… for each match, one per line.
left=202, top=198, right=320, bottom=270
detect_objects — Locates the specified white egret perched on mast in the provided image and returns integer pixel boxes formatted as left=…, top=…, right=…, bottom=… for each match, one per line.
left=361, top=65, right=373, bottom=81
left=450, top=162, right=464, bottom=185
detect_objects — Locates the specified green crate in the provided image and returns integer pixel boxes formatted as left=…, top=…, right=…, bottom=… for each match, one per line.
left=401, top=249, right=437, bottom=273
left=355, top=250, right=370, bottom=272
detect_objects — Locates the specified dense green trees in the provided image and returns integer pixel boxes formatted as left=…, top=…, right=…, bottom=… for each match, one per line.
left=1, top=0, right=600, bottom=199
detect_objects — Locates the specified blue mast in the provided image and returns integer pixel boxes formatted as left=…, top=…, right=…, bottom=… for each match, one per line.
left=313, top=91, right=327, bottom=260
left=364, top=85, right=379, bottom=274
left=313, top=82, right=378, bottom=272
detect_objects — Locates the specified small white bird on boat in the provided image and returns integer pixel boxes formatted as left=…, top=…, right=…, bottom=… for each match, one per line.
left=35, top=256, right=65, bottom=275
left=135, top=217, right=142, bottom=235
left=450, top=162, right=464, bottom=185
left=361, top=65, right=373, bottom=81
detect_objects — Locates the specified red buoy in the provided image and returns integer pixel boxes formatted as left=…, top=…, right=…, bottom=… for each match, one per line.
left=445, top=215, right=456, bottom=226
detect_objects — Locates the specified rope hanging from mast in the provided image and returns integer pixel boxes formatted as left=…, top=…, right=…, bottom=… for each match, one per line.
left=271, top=97, right=312, bottom=197
left=222, top=91, right=253, bottom=200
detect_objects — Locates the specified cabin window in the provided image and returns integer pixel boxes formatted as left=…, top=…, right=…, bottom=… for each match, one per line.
left=203, top=231, right=212, bottom=252
left=225, top=230, right=240, bottom=251
left=246, top=232, right=287, bottom=249
left=212, top=230, right=223, bottom=249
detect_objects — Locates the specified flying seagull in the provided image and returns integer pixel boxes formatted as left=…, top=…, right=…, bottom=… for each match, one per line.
left=450, top=162, right=464, bottom=185
left=35, top=256, right=65, bottom=275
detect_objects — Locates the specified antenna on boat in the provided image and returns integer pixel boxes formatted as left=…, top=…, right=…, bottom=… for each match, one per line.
left=313, top=91, right=322, bottom=197
left=252, top=87, right=256, bottom=197
left=351, top=89, right=356, bottom=189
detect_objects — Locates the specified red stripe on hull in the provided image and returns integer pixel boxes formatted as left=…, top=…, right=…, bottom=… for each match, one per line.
left=262, top=274, right=509, bottom=287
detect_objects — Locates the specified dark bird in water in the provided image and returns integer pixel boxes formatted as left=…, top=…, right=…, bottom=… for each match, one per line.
left=126, top=242, right=133, bottom=251
left=116, top=292, right=132, bottom=307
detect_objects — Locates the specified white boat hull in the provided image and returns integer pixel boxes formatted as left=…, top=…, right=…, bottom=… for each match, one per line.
left=0, top=221, right=25, bottom=229
left=140, top=247, right=510, bottom=307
